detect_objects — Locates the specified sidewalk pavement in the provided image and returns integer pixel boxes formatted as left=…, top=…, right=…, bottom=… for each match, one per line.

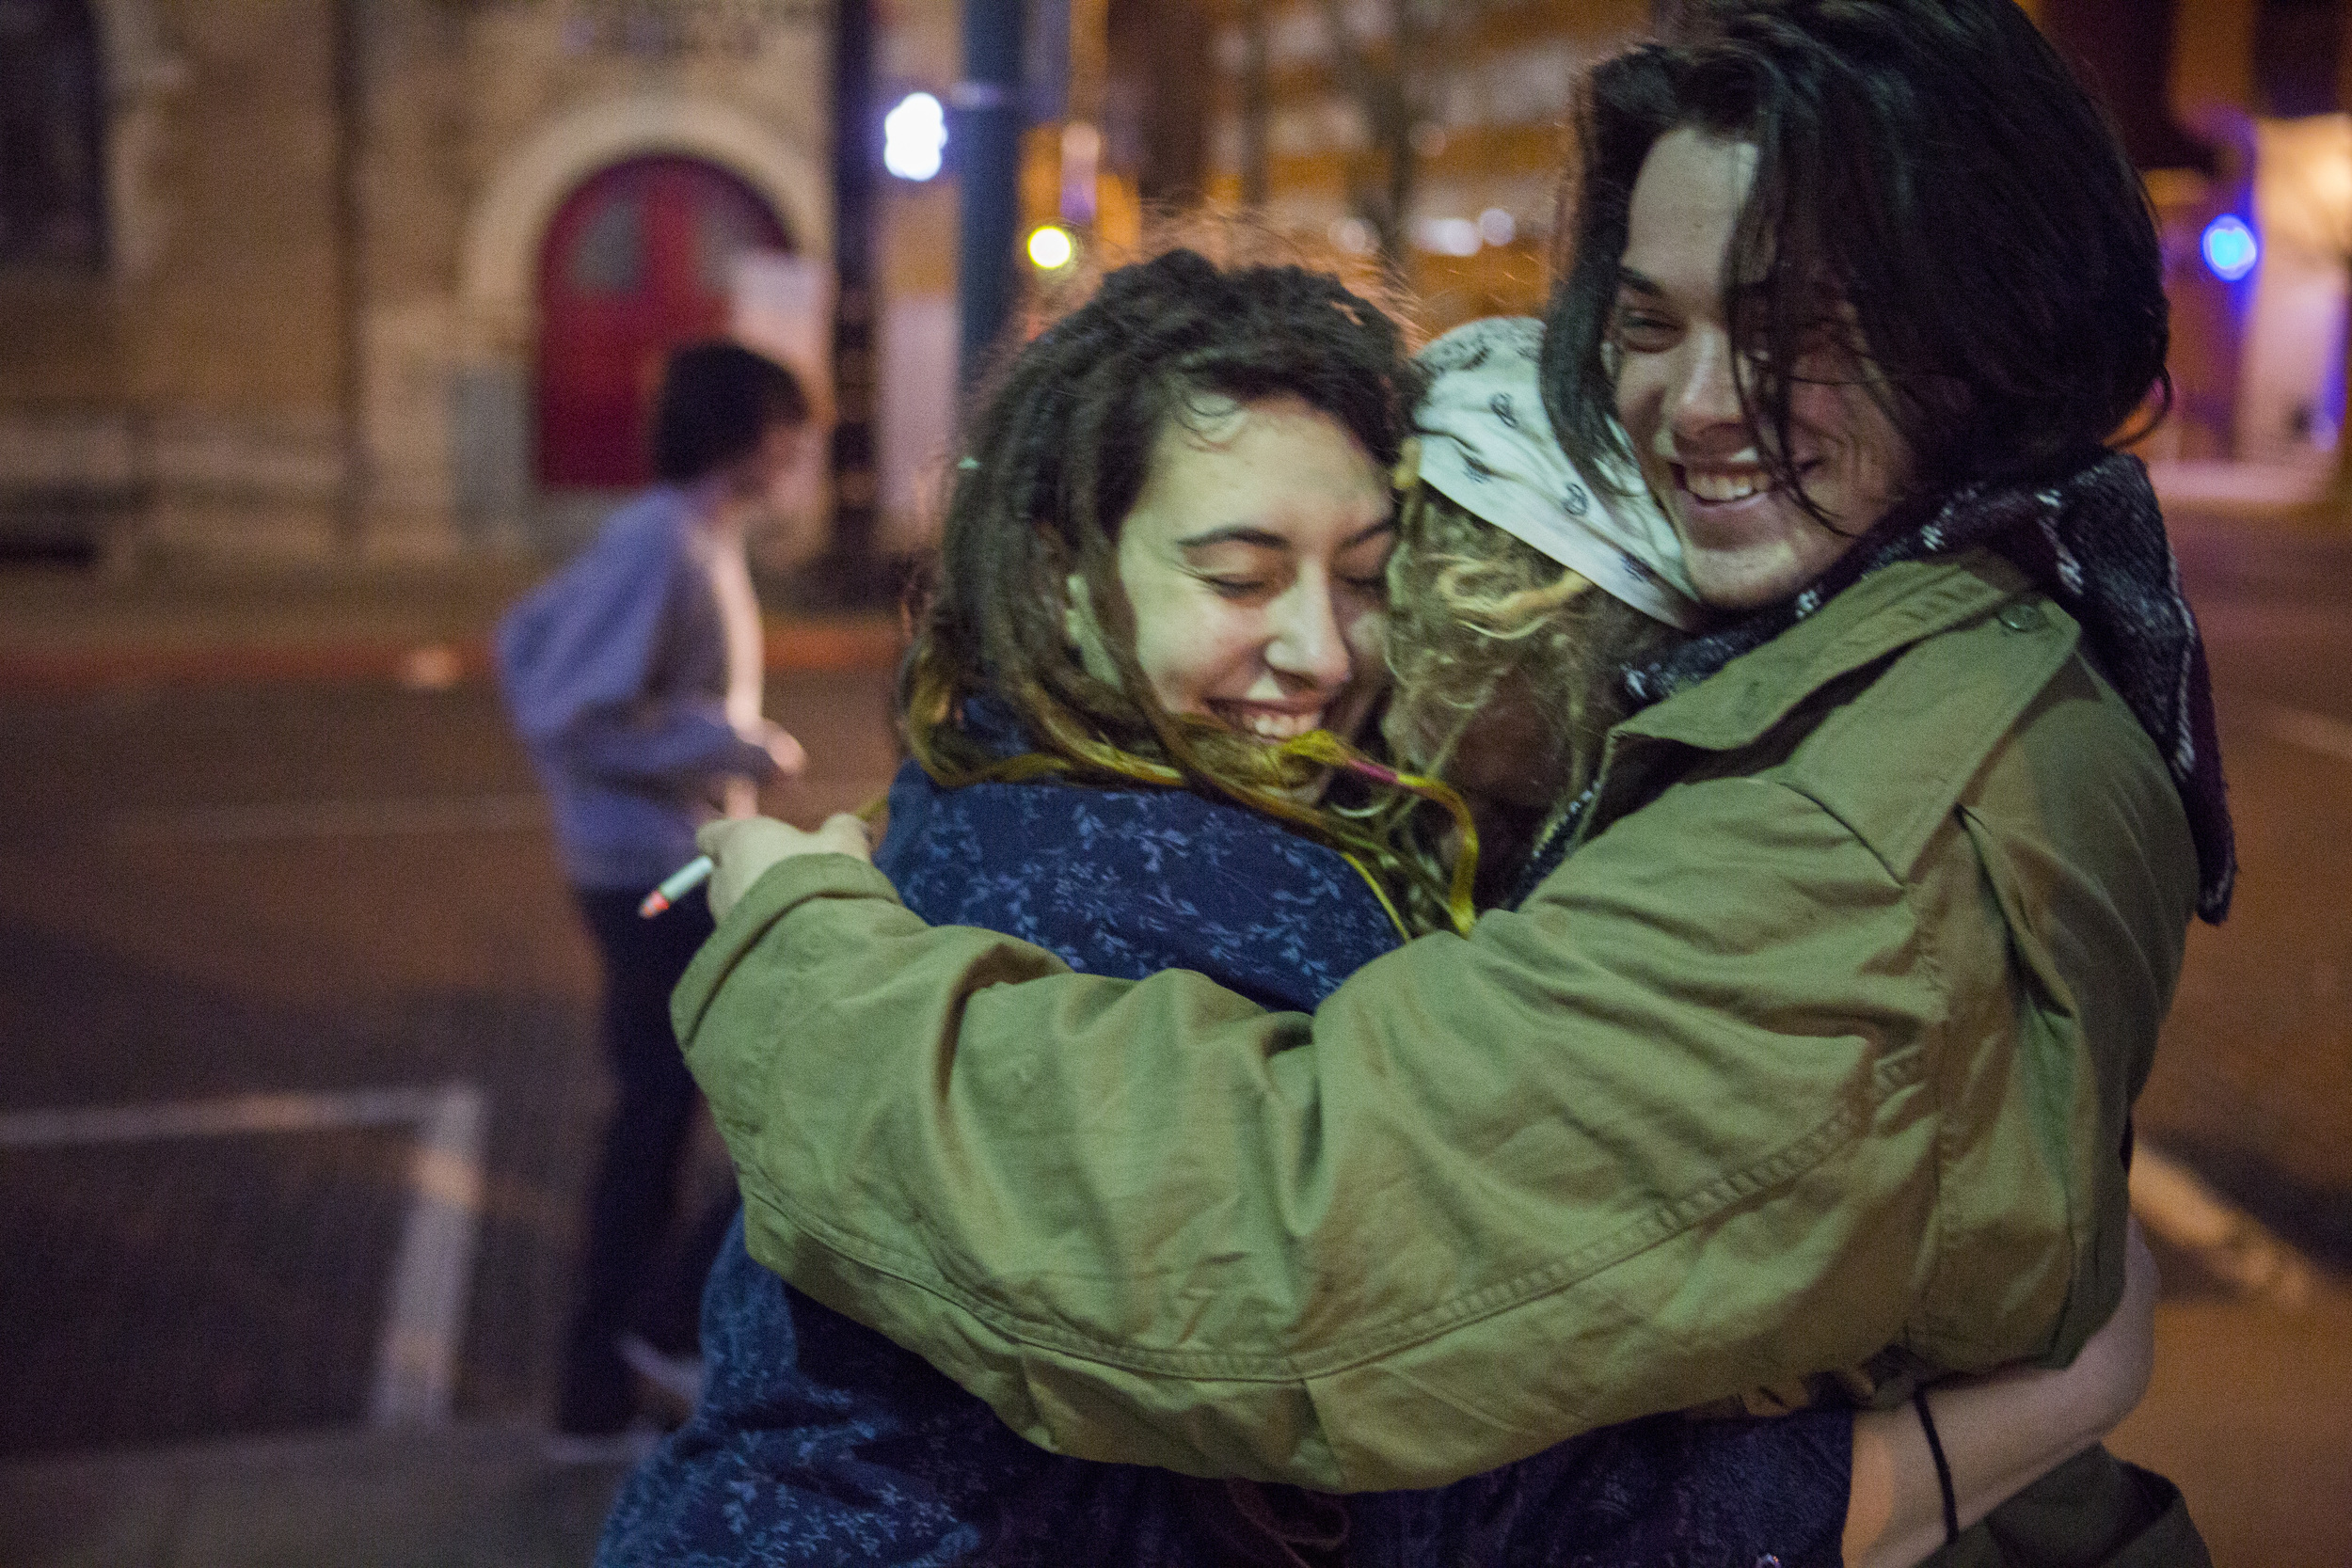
left=4, top=1271, right=2342, bottom=1568
left=2146, top=456, right=2339, bottom=521
left=0, top=1423, right=637, bottom=1568
left=2112, top=1273, right=2352, bottom=1568
left=0, top=560, right=903, bottom=691
left=0, top=557, right=899, bottom=1566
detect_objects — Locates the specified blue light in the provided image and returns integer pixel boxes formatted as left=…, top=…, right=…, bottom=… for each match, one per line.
left=2201, top=215, right=2259, bottom=282
left=883, top=92, right=947, bottom=182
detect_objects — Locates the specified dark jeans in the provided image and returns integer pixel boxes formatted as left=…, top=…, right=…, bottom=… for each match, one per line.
left=558, top=882, right=737, bottom=1433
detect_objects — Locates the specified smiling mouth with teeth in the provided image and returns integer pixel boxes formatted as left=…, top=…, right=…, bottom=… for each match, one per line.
left=1678, top=466, right=1773, bottom=503
left=1674, top=459, right=1828, bottom=505
left=1213, top=704, right=1327, bottom=741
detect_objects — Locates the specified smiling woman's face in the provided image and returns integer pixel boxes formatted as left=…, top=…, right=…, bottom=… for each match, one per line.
left=1111, top=392, right=1394, bottom=743
left=1612, top=126, right=1912, bottom=610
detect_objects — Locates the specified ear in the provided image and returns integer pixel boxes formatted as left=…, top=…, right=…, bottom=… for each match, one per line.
left=1062, top=574, right=1123, bottom=685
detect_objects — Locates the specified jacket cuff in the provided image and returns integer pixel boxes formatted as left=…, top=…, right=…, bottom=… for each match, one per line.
left=742, top=850, right=902, bottom=923
left=673, top=852, right=902, bottom=1048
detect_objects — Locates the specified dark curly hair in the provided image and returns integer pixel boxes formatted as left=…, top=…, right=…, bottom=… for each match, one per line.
left=1543, top=0, right=2170, bottom=515
left=899, top=245, right=1466, bottom=928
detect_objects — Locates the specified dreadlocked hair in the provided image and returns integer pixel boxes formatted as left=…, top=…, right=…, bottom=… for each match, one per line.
left=898, top=245, right=1473, bottom=935
left=1382, top=480, right=1686, bottom=886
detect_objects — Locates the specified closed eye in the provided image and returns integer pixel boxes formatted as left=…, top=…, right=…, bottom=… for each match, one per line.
left=1611, top=274, right=1679, bottom=353
left=1200, top=575, right=1272, bottom=600
left=1335, top=522, right=1396, bottom=594
left=1611, top=307, right=1677, bottom=352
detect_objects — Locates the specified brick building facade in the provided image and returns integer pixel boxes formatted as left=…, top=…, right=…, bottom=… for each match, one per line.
left=0, top=0, right=840, bottom=564
left=5, top=0, right=2345, bottom=566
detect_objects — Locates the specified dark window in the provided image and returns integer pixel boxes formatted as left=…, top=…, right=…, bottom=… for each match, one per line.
left=1107, top=0, right=1211, bottom=204
left=568, top=194, right=646, bottom=295
left=2254, top=0, right=2346, bottom=119
left=2041, top=0, right=2215, bottom=172
left=0, top=0, right=105, bottom=271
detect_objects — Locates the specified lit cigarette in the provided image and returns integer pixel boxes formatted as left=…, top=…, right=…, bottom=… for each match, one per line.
left=639, top=855, right=714, bottom=919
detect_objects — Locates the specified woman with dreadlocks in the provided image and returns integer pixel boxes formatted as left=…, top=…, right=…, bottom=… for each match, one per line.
left=676, top=1, right=2221, bottom=1562
left=601, top=246, right=2152, bottom=1567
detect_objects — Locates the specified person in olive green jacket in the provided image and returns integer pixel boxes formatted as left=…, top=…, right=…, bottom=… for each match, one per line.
left=682, top=3, right=2229, bottom=1562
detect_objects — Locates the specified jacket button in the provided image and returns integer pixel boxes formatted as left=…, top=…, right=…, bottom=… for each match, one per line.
left=1996, top=601, right=2046, bottom=633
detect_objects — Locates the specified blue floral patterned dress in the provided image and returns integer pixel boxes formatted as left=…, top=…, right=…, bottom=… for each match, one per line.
left=597, top=708, right=1850, bottom=1567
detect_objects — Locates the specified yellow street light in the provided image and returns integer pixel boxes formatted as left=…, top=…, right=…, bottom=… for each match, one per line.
left=1027, top=224, right=1077, bottom=271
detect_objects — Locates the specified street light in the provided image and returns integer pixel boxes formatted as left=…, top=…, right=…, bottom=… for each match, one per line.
left=1027, top=223, right=1077, bottom=271
left=1413, top=215, right=1481, bottom=257
left=2201, top=214, right=2259, bottom=282
left=883, top=91, right=947, bottom=182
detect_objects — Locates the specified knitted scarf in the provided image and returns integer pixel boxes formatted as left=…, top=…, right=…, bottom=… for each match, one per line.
left=1610, top=450, right=2233, bottom=922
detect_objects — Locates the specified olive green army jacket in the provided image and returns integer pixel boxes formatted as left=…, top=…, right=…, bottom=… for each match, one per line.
left=677, top=553, right=2198, bottom=1518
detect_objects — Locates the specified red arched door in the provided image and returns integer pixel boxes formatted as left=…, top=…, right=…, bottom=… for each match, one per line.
left=534, top=156, right=793, bottom=489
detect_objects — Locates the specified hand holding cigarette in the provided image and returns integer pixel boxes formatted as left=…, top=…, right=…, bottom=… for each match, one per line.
left=682, top=813, right=874, bottom=920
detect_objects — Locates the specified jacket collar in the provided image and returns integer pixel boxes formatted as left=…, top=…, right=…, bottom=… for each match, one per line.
left=1613, top=551, right=2031, bottom=756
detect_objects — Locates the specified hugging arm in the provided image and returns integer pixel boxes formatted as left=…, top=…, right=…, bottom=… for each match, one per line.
left=1844, top=1220, right=2159, bottom=1568
left=678, top=772, right=2116, bottom=1493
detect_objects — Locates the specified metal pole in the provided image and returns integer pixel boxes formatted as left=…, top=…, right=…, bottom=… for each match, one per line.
left=331, top=0, right=368, bottom=554
left=825, top=0, right=882, bottom=596
left=957, top=0, right=1025, bottom=388
left=1241, top=0, right=1269, bottom=208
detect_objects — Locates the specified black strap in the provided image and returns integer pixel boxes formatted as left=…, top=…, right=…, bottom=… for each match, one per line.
left=1914, top=1386, right=1961, bottom=1544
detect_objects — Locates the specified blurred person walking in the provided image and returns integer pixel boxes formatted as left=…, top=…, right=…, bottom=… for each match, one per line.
left=496, top=341, right=815, bottom=1443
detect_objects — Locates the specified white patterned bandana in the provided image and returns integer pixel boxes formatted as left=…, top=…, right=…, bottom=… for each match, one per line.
left=1411, top=317, right=1703, bottom=631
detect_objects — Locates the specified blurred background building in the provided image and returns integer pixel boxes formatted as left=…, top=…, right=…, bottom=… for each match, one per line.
left=2025, top=0, right=2351, bottom=485
left=0, top=0, right=844, bottom=567
left=1193, top=0, right=1644, bottom=325
left=0, top=0, right=2345, bottom=575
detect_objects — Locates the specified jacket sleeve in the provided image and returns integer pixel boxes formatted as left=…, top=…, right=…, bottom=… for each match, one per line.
left=498, top=525, right=773, bottom=788
left=676, top=774, right=2077, bottom=1494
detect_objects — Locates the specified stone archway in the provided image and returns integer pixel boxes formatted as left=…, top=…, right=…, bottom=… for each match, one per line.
left=449, top=93, right=829, bottom=540
left=460, top=91, right=831, bottom=354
